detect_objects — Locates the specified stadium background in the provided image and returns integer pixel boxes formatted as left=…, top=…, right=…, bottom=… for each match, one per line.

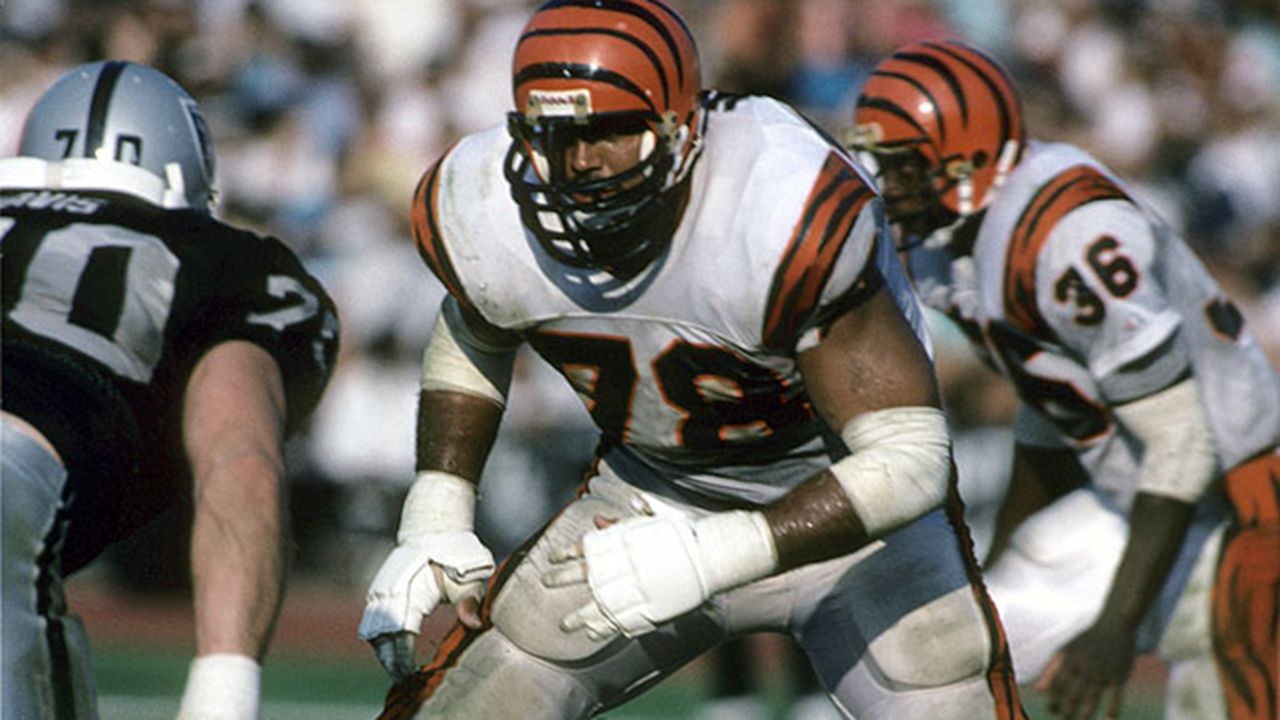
left=2, top=0, right=1276, bottom=716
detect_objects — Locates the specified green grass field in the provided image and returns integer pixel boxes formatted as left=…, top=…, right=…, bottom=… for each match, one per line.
left=90, top=643, right=1166, bottom=719
left=74, top=577, right=1166, bottom=719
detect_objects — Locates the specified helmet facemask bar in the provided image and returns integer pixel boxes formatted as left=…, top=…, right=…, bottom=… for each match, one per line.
left=847, top=126, right=959, bottom=246
left=505, top=109, right=684, bottom=270
left=848, top=40, right=1027, bottom=247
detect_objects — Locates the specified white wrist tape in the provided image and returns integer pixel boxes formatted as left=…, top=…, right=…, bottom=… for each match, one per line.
left=1116, top=379, right=1217, bottom=503
left=399, top=470, right=477, bottom=539
left=829, top=406, right=951, bottom=537
left=695, top=510, right=778, bottom=593
left=420, top=310, right=512, bottom=406
left=176, top=653, right=261, bottom=720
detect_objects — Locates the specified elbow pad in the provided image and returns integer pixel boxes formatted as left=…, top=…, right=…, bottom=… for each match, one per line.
left=420, top=303, right=516, bottom=407
left=1116, top=379, right=1218, bottom=504
left=829, top=406, right=951, bottom=537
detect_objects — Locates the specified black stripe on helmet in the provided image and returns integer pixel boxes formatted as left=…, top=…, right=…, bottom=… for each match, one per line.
left=929, top=42, right=1017, bottom=147
left=896, top=51, right=968, bottom=138
left=85, top=61, right=127, bottom=159
left=866, top=69, right=946, bottom=143
left=539, top=0, right=689, bottom=85
left=520, top=27, right=670, bottom=108
left=515, top=61, right=658, bottom=115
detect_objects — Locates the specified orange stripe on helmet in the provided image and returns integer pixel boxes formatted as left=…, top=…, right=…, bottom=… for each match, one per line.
left=763, top=152, right=875, bottom=349
left=409, top=147, right=476, bottom=314
left=1003, top=165, right=1129, bottom=337
left=854, top=40, right=1024, bottom=215
left=513, top=0, right=700, bottom=122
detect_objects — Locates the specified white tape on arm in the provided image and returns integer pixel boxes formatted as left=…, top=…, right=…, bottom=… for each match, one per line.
left=1115, top=378, right=1217, bottom=503
left=358, top=471, right=493, bottom=644
left=176, top=653, right=261, bottom=720
left=398, top=470, right=477, bottom=538
left=829, top=406, right=951, bottom=537
left=695, top=510, right=778, bottom=593
left=420, top=310, right=513, bottom=407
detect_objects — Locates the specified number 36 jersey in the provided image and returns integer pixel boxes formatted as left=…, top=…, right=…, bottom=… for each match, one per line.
left=413, top=94, right=927, bottom=507
left=908, top=141, right=1280, bottom=509
left=1, top=187, right=339, bottom=572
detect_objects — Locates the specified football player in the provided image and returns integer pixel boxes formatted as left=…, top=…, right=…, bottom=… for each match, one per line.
left=1, top=61, right=339, bottom=719
left=847, top=40, right=1279, bottom=720
left=357, top=2, right=1026, bottom=719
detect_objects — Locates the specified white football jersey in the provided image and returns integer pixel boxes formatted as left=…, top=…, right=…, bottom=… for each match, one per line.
left=910, top=141, right=1280, bottom=509
left=413, top=95, right=928, bottom=505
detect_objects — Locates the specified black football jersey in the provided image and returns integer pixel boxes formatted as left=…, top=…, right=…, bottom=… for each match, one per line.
left=1, top=188, right=340, bottom=572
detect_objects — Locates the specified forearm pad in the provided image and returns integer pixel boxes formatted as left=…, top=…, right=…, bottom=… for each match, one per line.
left=829, top=406, right=951, bottom=537
left=420, top=302, right=516, bottom=407
left=1116, top=378, right=1217, bottom=504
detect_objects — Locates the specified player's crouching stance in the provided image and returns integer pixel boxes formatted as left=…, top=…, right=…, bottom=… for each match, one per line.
left=358, top=2, right=1026, bottom=719
left=848, top=40, right=1279, bottom=720
left=1, top=62, right=339, bottom=719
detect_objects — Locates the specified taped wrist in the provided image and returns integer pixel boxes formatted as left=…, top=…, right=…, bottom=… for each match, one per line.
left=696, top=510, right=778, bottom=593
left=1117, top=379, right=1217, bottom=503
left=829, top=406, right=951, bottom=537
left=398, top=470, right=477, bottom=540
left=177, top=653, right=261, bottom=720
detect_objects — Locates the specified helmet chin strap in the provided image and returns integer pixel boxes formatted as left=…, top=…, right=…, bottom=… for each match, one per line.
left=161, top=162, right=190, bottom=210
left=993, top=139, right=1021, bottom=191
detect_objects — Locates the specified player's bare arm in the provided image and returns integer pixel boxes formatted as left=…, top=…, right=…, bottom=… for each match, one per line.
left=360, top=302, right=517, bottom=679
left=180, top=340, right=287, bottom=711
left=1039, top=379, right=1216, bottom=718
left=771, top=280, right=944, bottom=567
left=545, top=279, right=955, bottom=642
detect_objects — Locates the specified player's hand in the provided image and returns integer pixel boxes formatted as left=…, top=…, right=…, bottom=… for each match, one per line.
left=1036, top=616, right=1136, bottom=719
left=543, top=513, right=711, bottom=641
left=358, top=531, right=494, bottom=681
left=542, top=508, right=776, bottom=642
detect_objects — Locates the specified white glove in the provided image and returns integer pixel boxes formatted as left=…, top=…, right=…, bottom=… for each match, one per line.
left=358, top=471, right=494, bottom=681
left=175, top=653, right=261, bottom=720
left=543, top=508, right=777, bottom=641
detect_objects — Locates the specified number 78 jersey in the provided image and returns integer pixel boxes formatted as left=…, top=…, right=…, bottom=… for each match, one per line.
left=909, top=141, right=1280, bottom=507
left=413, top=96, right=925, bottom=502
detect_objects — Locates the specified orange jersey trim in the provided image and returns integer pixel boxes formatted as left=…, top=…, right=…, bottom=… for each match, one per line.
left=944, top=473, right=1028, bottom=719
left=763, top=152, right=874, bottom=349
left=410, top=146, right=476, bottom=314
left=1003, top=165, right=1129, bottom=338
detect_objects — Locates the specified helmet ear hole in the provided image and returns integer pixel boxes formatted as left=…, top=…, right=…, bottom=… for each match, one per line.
left=972, top=151, right=989, bottom=168
left=944, top=158, right=974, bottom=180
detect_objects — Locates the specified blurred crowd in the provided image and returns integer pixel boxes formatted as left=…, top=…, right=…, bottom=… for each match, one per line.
left=2, top=0, right=1277, bottom=585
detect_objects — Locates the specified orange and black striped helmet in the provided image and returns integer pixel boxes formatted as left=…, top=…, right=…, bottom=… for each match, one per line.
left=848, top=40, right=1024, bottom=224
left=504, top=0, right=704, bottom=270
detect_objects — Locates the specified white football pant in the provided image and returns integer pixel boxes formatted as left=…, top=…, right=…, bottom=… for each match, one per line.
left=2, top=416, right=98, bottom=720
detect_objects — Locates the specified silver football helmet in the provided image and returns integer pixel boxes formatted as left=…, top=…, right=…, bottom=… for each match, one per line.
left=17, top=60, right=217, bottom=212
